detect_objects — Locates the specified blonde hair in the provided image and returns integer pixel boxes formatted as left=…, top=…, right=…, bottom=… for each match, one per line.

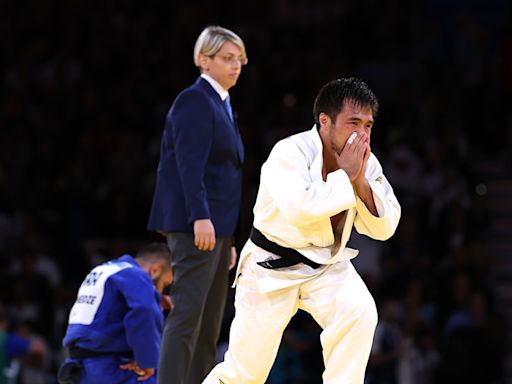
left=193, top=26, right=247, bottom=69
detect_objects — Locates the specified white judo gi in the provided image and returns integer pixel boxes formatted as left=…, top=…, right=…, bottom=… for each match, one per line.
left=203, top=126, right=401, bottom=384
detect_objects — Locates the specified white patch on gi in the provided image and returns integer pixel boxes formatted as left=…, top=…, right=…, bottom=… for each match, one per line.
left=68, top=261, right=133, bottom=325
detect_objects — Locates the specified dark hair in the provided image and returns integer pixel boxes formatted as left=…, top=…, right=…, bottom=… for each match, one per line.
left=313, top=77, right=379, bottom=127
left=135, top=242, right=172, bottom=266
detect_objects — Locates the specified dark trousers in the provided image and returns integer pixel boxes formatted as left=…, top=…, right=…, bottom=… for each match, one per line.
left=157, top=233, right=231, bottom=384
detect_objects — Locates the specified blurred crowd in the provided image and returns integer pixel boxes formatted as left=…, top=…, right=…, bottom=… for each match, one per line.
left=0, top=0, right=511, bottom=383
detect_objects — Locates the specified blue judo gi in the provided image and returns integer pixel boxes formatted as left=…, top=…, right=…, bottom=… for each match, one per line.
left=59, top=255, right=164, bottom=384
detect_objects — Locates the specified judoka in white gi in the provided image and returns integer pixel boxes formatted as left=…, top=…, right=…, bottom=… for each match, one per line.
left=203, top=77, right=401, bottom=384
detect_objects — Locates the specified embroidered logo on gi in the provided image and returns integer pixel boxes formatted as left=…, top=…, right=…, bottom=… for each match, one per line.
left=375, top=176, right=383, bottom=184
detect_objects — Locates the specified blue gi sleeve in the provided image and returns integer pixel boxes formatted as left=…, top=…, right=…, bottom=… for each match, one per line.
left=170, top=89, right=214, bottom=223
left=110, top=268, right=163, bottom=369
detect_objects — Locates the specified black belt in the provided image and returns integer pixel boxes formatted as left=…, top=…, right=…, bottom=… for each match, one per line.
left=250, top=227, right=320, bottom=270
left=68, top=345, right=133, bottom=359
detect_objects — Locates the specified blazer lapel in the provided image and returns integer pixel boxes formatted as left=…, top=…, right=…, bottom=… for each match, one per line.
left=197, top=77, right=244, bottom=165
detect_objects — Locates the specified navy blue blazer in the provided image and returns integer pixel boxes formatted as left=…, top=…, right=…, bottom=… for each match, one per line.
left=147, top=77, right=244, bottom=237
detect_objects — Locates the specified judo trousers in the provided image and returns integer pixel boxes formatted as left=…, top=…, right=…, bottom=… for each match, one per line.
left=202, top=258, right=378, bottom=384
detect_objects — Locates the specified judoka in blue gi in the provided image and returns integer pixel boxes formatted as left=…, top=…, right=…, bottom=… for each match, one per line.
left=58, top=242, right=173, bottom=384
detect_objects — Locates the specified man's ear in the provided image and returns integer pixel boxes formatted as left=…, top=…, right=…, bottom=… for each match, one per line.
left=318, top=113, right=330, bottom=128
left=148, top=263, right=162, bottom=281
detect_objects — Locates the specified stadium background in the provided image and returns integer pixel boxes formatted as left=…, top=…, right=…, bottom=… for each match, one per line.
left=0, top=0, right=511, bottom=383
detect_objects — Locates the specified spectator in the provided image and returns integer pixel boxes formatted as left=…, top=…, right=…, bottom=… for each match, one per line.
left=0, top=304, right=46, bottom=384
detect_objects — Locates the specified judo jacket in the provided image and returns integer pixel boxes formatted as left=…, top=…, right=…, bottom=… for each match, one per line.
left=62, top=255, right=163, bottom=369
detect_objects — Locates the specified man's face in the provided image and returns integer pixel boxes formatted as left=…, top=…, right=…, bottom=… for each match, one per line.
left=326, top=100, right=374, bottom=155
left=200, top=41, right=244, bottom=90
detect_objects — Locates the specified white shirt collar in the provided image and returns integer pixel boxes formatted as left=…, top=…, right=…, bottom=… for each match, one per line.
left=200, top=74, right=229, bottom=101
